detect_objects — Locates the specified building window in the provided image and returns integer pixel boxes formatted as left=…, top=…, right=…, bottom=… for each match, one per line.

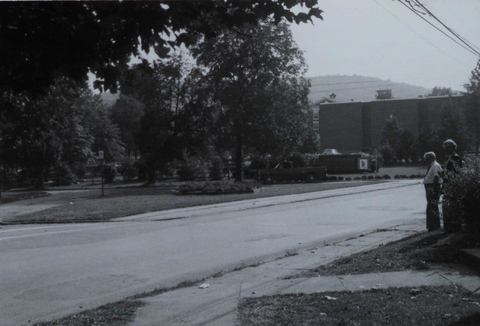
left=313, top=121, right=319, bottom=130
left=313, top=110, right=319, bottom=120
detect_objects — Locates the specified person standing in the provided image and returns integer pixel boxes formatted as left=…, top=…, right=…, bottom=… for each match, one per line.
left=423, top=152, right=443, bottom=231
left=442, top=139, right=464, bottom=232
left=442, top=139, right=463, bottom=181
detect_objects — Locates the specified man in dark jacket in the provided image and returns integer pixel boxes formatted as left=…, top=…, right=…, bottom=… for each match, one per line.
left=442, top=139, right=464, bottom=232
left=442, top=139, right=463, bottom=180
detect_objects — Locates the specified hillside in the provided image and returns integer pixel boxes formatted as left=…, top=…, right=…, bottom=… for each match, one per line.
left=308, top=75, right=431, bottom=104
left=99, top=75, right=432, bottom=107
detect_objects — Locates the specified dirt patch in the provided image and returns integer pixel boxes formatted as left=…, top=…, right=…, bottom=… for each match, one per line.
left=291, top=230, right=479, bottom=278
left=33, top=300, right=144, bottom=326
left=237, top=286, right=480, bottom=326
left=237, top=230, right=480, bottom=326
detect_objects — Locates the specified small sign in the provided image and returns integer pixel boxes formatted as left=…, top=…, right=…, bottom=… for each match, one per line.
left=98, top=150, right=104, bottom=160
left=358, top=158, right=369, bottom=170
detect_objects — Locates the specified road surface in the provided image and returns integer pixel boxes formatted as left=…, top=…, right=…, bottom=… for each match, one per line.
left=0, top=180, right=424, bottom=325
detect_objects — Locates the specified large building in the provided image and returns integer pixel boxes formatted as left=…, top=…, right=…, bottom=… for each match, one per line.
left=311, top=94, right=465, bottom=153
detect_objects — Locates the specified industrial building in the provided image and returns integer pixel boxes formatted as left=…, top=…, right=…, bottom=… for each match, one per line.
left=311, top=93, right=465, bottom=153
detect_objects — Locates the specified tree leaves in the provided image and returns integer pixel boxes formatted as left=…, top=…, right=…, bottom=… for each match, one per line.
left=0, top=1, right=323, bottom=95
left=191, top=21, right=314, bottom=179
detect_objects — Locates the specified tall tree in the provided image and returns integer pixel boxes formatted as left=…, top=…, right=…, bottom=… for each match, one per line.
left=0, top=1, right=323, bottom=96
left=192, top=21, right=311, bottom=181
left=0, top=80, right=125, bottom=188
left=173, top=67, right=216, bottom=157
left=437, top=105, right=472, bottom=156
left=397, top=128, right=415, bottom=162
left=415, top=105, right=472, bottom=162
left=415, top=124, right=440, bottom=160
left=380, top=117, right=400, bottom=150
left=252, top=77, right=319, bottom=158
left=0, top=79, right=85, bottom=188
left=109, top=94, right=144, bottom=159
left=428, top=86, right=458, bottom=97
left=125, top=56, right=210, bottom=182
left=464, top=59, right=480, bottom=155
left=82, top=94, right=125, bottom=163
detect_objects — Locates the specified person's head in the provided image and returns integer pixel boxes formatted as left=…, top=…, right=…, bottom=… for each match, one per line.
left=443, top=139, right=457, bottom=155
left=424, top=151, right=436, bottom=165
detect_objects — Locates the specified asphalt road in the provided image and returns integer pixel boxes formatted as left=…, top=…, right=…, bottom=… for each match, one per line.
left=0, top=180, right=424, bottom=325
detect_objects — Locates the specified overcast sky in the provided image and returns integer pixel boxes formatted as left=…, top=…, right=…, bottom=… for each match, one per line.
left=289, top=0, right=480, bottom=91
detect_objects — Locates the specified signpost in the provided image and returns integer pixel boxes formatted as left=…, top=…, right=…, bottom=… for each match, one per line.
left=98, top=150, right=105, bottom=197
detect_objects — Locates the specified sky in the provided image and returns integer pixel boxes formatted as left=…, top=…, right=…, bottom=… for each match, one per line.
left=289, top=0, right=480, bottom=91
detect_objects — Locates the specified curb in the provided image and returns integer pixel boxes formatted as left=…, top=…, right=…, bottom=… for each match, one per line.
left=458, top=248, right=480, bottom=273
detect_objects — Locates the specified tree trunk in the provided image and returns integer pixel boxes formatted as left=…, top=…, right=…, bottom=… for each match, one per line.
left=146, top=156, right=156, bottom=184
left=35, top=169, right=45, bottom=190
left=147, top=168, right=156, bottom=184
left=235, top=133, right=243, bottom=182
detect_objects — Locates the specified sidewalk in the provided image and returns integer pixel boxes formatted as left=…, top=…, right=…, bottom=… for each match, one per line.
left=128, top=220, right=480, bottom=325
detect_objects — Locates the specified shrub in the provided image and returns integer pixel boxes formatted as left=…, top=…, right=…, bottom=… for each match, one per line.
left=289, top=153, right=307, bottom=168
left=175, top=180, right=261, bottom=194
left=178, top=156, right=209, bottom=181
left=75, top=165, right=86, bottom=177
left=379, top=144, right=395, bottom=164
left=134, top=161, right=148, bottom=181
left=442, top=158, right=480, bottom=234
left=210, top=156, right=224, bottom=181
left=120, top=162, right=137, bottom=182
left=103, top=164, right=117, bottom=183
left=53, top=164, right=78, bottom=185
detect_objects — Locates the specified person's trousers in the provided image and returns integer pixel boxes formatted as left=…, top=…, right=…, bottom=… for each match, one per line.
left=424, top=184, right=441, bottom=231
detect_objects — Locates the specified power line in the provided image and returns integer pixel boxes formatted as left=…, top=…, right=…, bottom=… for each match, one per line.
left=400, top=0, right=480, bottom=57
left=398, top=0, right=479, bottom=57
left=411, top=0, right=480, bottom=54
left=421, top=0, right=480, bottom=53
left=373, top=0, right=468, bottom=66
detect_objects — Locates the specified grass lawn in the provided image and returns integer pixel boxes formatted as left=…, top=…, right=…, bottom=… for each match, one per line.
left=2, top=179, right=385, bottom=224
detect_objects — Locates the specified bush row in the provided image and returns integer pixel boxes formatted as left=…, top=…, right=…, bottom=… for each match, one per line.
left=323, top=173, right=425, bottom=182
left=174, top=180, right=262, bottom=195
left=442, top=158, right=480, bottom=234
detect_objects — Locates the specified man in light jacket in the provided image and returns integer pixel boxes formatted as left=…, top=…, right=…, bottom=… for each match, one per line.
left=423, top=152, right=443, bottom=231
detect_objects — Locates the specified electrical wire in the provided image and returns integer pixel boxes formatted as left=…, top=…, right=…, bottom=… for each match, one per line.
left=400, top=0, right=480, bottom=57
left=411, top=0, right=480, bottom=54
left=373, top=0, right=468, bottom=66
left=422, top=0, right=480, bottom=53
